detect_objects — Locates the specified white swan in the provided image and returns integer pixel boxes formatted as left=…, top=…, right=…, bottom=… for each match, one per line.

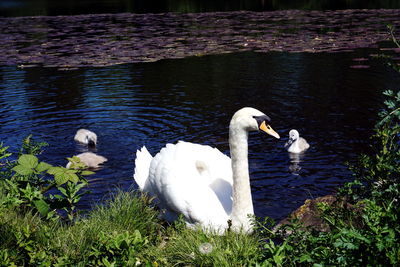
left=66, top=152, right=107, bottom=169
left=133, top=107, right=280, bottom=234
left=285, top=129, right=310, bottom=153
left=74, top=129, right=97, bottom=147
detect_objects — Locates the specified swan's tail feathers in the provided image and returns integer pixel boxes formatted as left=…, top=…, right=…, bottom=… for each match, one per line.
left=134, top=146, right=153, bottom=191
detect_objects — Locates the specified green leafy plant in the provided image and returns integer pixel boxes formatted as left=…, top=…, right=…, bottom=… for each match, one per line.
left=1, top=136, right=93, bottom=221
left=52, top=181, right=88, bottom=221
left=87, top=230, right=148, bottom=266
left=345, top=89, right=400, bottom=204
left=19, top=135, right=48, bottom=156
left=0, top=143, right=12, bottom=160
left=0, top=249, right=17, bottom=267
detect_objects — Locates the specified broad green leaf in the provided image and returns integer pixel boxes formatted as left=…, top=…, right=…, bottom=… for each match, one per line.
left=67, top=156, right=82, bottom=164
left=68, top=173, right=79, bottom=183
left=58, top=187, right=67, bottom=196
left=37, top=162, right=52, bottom=172
left=33, top=199, right=50, bottom=216
left=75, top=182, right=87, bottom=192
left=47, top=166, right=64, bottom=175
left=66, top=169, right=77, bottom=174
left=12, top=165, right=33, bottom=176
left=81, top=170, right=95, bottom=176
left=18, top=154, right=38, bottom=169
left=72, top=156, right=81, bottom=161
left=53, top=194, right=64, bottom=200
left=54, top=173, right=69, bottom=186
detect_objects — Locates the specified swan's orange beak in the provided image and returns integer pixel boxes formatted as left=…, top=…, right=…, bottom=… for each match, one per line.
left=260, top=121, right=280, bottom=139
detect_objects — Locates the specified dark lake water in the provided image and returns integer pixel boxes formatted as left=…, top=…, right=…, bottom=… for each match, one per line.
left=1, top=50, right=400, bottom=221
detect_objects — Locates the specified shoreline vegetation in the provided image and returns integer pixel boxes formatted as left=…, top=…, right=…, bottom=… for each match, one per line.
left=1, top=28, right=400, bottom=267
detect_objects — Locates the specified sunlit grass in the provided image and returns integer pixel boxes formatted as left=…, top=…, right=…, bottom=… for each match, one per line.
left=57, top=189, right=264, bottom=266
left=0, top=187, right=267, bottom=265
left=52, top=189, right=162, bottom=263
left=153, top=223, right=264, bottom=266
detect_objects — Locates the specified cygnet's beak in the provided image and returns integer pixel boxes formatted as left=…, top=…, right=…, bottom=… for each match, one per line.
left=88, top=139, right=96, bottom=147
left=285, top=138, right=294, bottom=146
left=259, top=121, right=280, bottom=139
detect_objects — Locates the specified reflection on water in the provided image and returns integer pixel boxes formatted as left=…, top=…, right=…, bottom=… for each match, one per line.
left=1, top=51, right=400, bottom=221
left=288, top=152, right=303, bottom=175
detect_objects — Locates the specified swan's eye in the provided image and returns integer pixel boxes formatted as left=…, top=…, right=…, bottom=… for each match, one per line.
left=253, top=115, right=271, bottom=125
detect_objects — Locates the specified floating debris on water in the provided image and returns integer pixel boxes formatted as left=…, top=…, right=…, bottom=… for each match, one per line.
left=350, top=65, right=371, bottom=69
left=352, top=57, right=369, bottom=62
left=0, top=9, right=399, bottom=68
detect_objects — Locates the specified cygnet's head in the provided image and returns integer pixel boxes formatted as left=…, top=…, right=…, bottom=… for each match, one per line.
left=75, top=129, right=97, bottom=147
left=85, top=134, right=97, bottom=147
left=288, top=129, right=300, bottom=141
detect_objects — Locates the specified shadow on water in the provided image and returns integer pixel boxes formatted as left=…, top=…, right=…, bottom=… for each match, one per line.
left=1, top=50, right=400, bottom=221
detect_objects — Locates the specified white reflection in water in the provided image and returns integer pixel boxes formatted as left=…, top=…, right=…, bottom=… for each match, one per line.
left=288, top=152, right=305, bottom=175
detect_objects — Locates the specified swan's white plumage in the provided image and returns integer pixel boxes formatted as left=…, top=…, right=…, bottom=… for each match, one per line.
left=143, top=141, right=232, bottom=229
left=134, top=146, right=153, bottom=190
left=134, top=107, right=279, bottom=234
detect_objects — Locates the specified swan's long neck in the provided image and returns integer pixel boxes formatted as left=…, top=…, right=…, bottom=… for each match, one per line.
left=229, top=125, right=254, bottom=231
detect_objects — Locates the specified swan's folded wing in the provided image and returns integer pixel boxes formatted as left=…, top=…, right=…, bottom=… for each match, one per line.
left=299, top=137, right=310, bottom=150
left=134, top=146, right=153, bottom=190
left=147, top=141, right=232, bottom=230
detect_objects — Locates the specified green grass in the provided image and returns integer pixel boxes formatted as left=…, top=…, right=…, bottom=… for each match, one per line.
left=51, top=190, right=161, bottom=265
left=53, top=189, right=265, bottom=266
left=0, top=188, right=265, bottom=266
left=146, top=219, right=263, bottom=266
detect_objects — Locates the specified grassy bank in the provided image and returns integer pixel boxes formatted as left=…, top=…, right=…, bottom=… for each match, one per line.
left=0, top=185, right=264, bottom=266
